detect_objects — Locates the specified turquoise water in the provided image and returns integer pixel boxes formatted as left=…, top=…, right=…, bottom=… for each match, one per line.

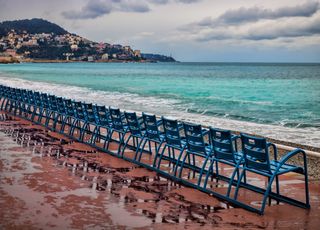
left=0, top=62, right=320, bottom=146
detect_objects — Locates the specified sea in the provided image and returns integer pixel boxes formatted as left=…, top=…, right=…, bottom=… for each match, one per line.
left=0, top=62, right=319, bottom=147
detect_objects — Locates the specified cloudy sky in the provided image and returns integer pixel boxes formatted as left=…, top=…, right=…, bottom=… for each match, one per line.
left=1, top=0, right=320, bottom=62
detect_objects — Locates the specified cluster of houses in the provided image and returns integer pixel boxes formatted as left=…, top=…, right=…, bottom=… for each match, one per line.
left=0, top=29, right=142, bottom=62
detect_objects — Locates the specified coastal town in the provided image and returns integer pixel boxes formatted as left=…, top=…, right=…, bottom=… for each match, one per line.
left=0, top=19, right=175, bottom=63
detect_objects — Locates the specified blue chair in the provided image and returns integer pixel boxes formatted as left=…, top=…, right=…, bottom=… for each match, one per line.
left=153, top=117, right=186, bottom=175
left=135, top=113, right=165, bottom=163
left=90, top=105, right=112, bottom=148
left=37, top=93, right=50, bottom=124
left=60, top=99, right=76, bottom=134
left=205, top=127, right=245, bottom=189
left=105, top=107, right=129, bottom=154
left=45, top=96, right=61, bottom=130
left=26, top=90, right=35, bottom=119
left=120, top=111, right=146, bottom=158
left=78, top=103, right=97, bottom=144
left=94, top=105, right=111, bottom=126
left=30, top=92, right=43, bottom=122
left=69, top=101, right=86, bottom=140
left=228, top=133, right=310, bottom=214
left=84, top=103, right=95, bottom=123
left=177, top=122, right=214, bottom=186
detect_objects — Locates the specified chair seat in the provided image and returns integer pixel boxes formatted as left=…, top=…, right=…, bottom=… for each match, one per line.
left=245, top=160, right=304, bottom=177
left=214, top=148, right=244, bottom=164
left=270, top=160, right=304, bottom=175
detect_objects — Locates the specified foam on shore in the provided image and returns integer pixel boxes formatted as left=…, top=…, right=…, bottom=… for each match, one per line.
left=1, top=74, right=319, bottom=148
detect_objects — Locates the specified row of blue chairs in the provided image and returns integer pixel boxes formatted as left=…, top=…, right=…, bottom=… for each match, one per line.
left=0, top=84, right=310, bottom=214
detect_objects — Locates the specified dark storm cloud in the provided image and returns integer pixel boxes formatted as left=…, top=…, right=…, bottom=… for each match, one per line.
left=148, top=0, right=201, bottom=4
left=194, top=12, right=320, bottom=42
left=244, top=15, right=320, bottom=40
left=62, top=0, right=150, bottom=20
left=62, top=0, right=112, bottom=19
left=62, top=0, right=202, bottom=20
left=218, top=1, right=319, bottom=24
left=186, top=1, right=320, bottom=29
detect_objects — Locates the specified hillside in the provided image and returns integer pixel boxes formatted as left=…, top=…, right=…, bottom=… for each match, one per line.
left=0, top=18, right=175, bottom=62
left=0, top=18, right=68, bottom=35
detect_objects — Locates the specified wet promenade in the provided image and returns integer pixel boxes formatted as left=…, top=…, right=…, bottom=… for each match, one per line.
left=0, top=115, right=319, bottom=229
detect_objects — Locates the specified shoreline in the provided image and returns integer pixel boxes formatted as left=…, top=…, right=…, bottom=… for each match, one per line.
left=0, top=58, right=174, bottom=64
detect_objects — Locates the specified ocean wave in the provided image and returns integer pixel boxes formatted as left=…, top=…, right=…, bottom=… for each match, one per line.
left=1, top=74, right=320, bottom=148
left=205, top=96, right=273, bottom=106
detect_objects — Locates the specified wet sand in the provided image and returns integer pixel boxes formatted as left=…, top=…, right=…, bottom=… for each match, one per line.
left=1, top=115, right=320, bottom=229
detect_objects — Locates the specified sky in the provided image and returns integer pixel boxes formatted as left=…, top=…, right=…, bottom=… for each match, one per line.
left=0, top=0, right=320, bottom=62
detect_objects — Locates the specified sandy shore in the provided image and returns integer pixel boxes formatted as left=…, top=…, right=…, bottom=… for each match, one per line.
left=0, top=114, right=320, bottom=229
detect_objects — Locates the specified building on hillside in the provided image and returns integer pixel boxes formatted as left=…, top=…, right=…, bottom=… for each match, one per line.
left=134, top=50, right=141, bottom=58
left=5, top=49, right=16, bottom=57
left=101, top=53, right=109, bottom=60
left=70, top=44, right=78, bottom=50
left=124, top=46, right=131, bottom=52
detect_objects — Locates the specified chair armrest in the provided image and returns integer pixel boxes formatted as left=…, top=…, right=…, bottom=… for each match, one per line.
left=267, top=142, right=278, bottom=161
left=279, top=148, right=306, bottom=164
left=202, top=129, right=210, bottom=145
left=231, top=134, right=240, bottom=141
left=202, top=129, right=210, bottom=137
left=157, top=119, right=163, bottom=127
left=231, top=135, right=240, bottom=151
left=120, top=113, right=126, bottom=120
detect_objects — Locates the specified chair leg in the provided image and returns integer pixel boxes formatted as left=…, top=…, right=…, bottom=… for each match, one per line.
left=260, top=175, right=277, bottom=214
left=202, top=158, right=215, bottom=189
left=153, top=144, right=165, bottom=168
left=177, top=153, right=189, bottom=178
left=138, top=139, right=154, bottom=162
left=120, top=135, right=132, bottom=156
left=303, top=155, right=310, bottom=207
left=215, top=161, right=219, bottom=182
left=148, top=140, right=152, bottom=154
left=275, top=175, right=280, bottom=205
left=234, top=169, right=246, bottom=200
left=173, top=148, right=185, bottom=177
left=116, top=132, right=126, bottom=155
left=135, top=138, right=147, bottom=161
left=103, top=130, right=113, bottom=150
left=91, top=126, right=100, bottom=145
left=268, top=177, right=272, bottom=206
left=190, top=154, right=195, bottom=178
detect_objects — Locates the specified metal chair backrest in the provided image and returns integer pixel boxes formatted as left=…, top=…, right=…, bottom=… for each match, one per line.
left=74, top=101, right=85, bottom=119
left=40, top=93, right=49, bottom=107
left=85, top=103, right=95, bottom=122
left=162, top=117, right=182, bottom=147
left=143, top=113, right=161, bottom=140
left=48, top=95, right=58, bottom=110
left=27, top=90, right=34, bottom=104
left=183, top=122, right=206, bottom=153
left=210, top=128, right=235, bottom=162
left=64, top=99, right=75, bottom=116
left=124, top=111, right=142, bottom=136
left=241, top=133, right=271, bottom=173
left=33, top=92, right=41, bottom=106
left=95, top=105, right=110, bottom=126
left=109, top=107, right=125, bottom=130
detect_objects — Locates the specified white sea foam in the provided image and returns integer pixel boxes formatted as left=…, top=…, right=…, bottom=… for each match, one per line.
left=1, top=75, right=319, bottom=148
